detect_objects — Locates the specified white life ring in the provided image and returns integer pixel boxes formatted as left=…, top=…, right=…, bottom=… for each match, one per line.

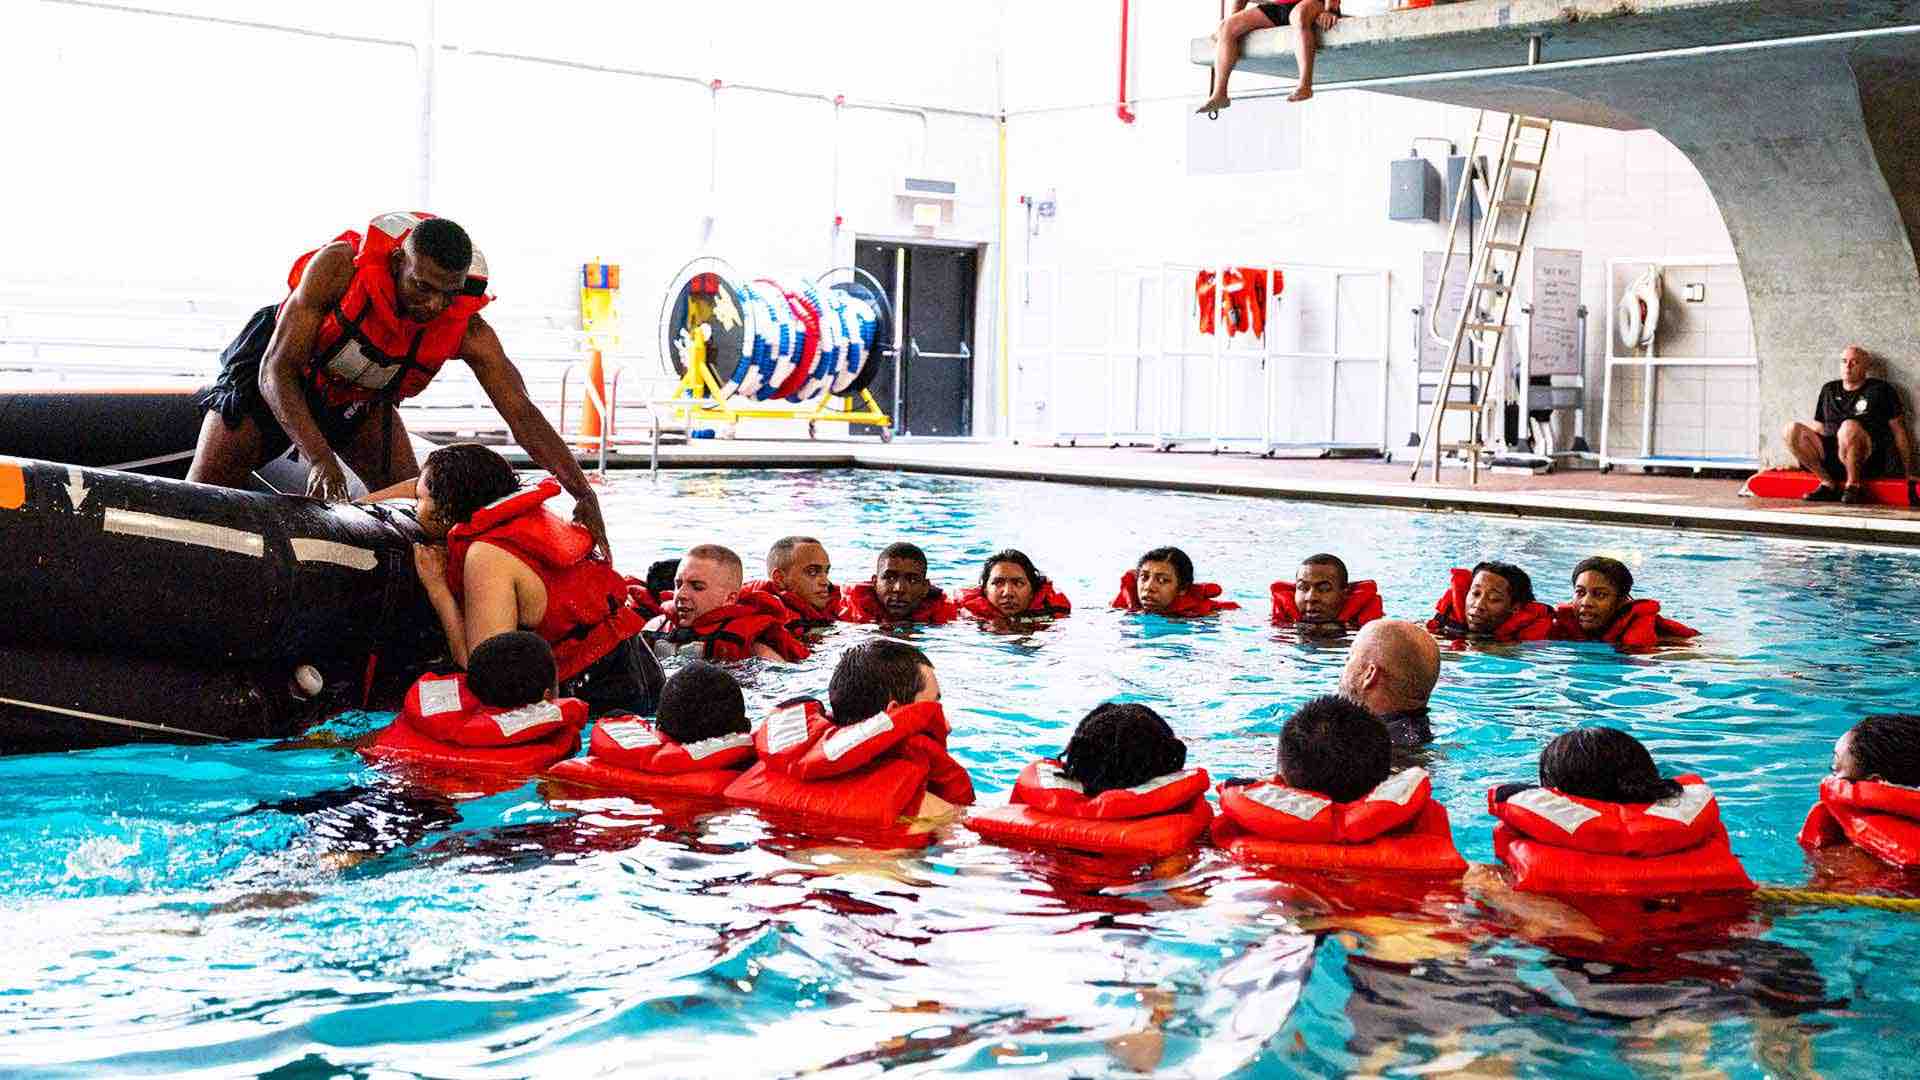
left=1617, top=266, right=1662, bottom=350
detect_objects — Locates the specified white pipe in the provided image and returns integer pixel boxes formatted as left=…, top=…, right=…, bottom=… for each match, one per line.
left=42, top=0, right=412, bottom=47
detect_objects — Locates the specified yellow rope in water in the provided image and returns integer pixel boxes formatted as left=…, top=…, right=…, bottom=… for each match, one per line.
left=1753, top=886, right=1920, bottom=913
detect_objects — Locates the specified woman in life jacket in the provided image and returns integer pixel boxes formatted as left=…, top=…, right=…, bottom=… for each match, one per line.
left=968, top=702, right=1210, bottom=860
left=1112, top=546, right=1239, bottom=618
left=384, top=443, right=662, bottom=717
left=958, top=548, right=1073, bottom=629
left=1549, top=556, right=1699, bottom=649
left=1426, top=561, right=1552, bottom=643
left=366, top=630, right=588, bottom=780
left=840, top=542, right=959, bottom=625
left=723, top=640, right=974, bottom=842
left=642, top=544, right=810, bottom=663
left=1800, top=713, right=1920, bottom=874
left=740, top=535, right=841, bottom=635
left=547, top=659, right=755, bottom=799
left=1270, top=553, right=1383, bottom=634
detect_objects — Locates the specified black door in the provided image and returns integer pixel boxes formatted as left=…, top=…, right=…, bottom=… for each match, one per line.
left=853, top=241, right=978, bottom=437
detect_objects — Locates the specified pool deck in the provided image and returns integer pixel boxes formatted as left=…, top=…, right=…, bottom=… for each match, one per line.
left=503, top=437, right=1920, bottom=549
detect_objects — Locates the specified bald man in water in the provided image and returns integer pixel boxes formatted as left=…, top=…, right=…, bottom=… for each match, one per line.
left=1338, top=619, right=1442, bottom=747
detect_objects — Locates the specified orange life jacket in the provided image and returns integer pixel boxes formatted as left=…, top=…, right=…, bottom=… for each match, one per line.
left=723, top=699, right=974, bottom=844
left=1426, top=567, right=1553, bottom=642
left=286, top=211, right=490, bottom=409
left=1489, top=774, right=1755, bottom=897
left=967, top=760, right=1213, bottom=859
left=546, top=714, right=755, bottom=799
left=1212, top=768, right=1467, bottom=874
left=363, top=670, right=585, bottom=776
left=642, top=591, right=811, bottom=662
left=444, top=480, right=645, bottom=682
left=957, top=581, right=1074, bottom=625
left=1549, top=598, right=1699, bottom=648
left=1111, top=572, right=1240, bottom=617
left=838, top=581, right=959, bottom=625
left=1195, top=267, right=1278, bottom=339
left=740, top=579, right=842, bottom=633
left=1798, top=774, right=1920, bottom=870
left=1269, top=578, right=1385, bottom=629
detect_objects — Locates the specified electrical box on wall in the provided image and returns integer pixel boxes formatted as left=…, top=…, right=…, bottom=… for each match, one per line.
left=1389, top=157, right=1441, bottom=222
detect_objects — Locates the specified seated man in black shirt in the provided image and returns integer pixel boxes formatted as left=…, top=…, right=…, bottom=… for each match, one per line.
left=1781, top=345, right=1914, bottom=503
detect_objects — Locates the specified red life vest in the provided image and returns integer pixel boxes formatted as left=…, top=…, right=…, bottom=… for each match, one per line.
left=1269, top=578, right=1385, bottom=629
left=642, top=591, right=811, bottom=662
left=363, top=670, right=585, bottom=776
left=957, top=581, right=1074, bottom=625
left=740, top=579, right=842, bottom=633
left=838, top=582, right=959, bottom=625
left=1798, top=774, right=1920, bottom=869
left=546, top=714, right=755, bottom=799
left=1212, top=768, right=1467, bottom=874
left=286, top=211, right=491, bottom=409
left=1489, top=774, right=1755, bottom=897
left=444, top=479, right=645, bottom=682
left=624, top=578, right=666, bottom=621
left=1195, top=267, right=1278, bottom=339
left=1110, top=572, right=1240, bottom=617
left=967, top=760, right=1213, bottom=859
left=1549, top=598, right=1699, bottom=648
left=1426, top=568, right=1553, bottom=643
left=722, top=699, right=975, bottom=844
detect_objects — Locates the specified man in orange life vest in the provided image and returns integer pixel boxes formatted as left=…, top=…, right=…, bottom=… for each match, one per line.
left=190, top=212, right=608, bottom=556
left=741, top=536, right=841, bottom=634
left=1339, top=620, right=1441, bottom=748
left=1271, top=553, right=1383, bottom=634
left=643, top=544, right=810, bottom=662
left=841, top=542, right=958, bottom=625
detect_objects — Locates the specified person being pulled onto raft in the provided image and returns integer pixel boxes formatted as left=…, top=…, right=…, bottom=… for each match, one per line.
left=189, top=212, right=610, bottom=556
left=740, top=536, right=842, bottom=637
left=840, top=542, right=959, bottom=626
left=1801, top=713, right=1920, bottom=877
left=1270, top=553, right=1383, bottom=635
left=643, top=544, right=810, bottom=663
left=1780, top=344, right=1916, bottom=505
left=958, top=549, right=1073, bottom=630
left=382, top=443, right=662, bottom=717
left=1549, top=556, right=1698, bottom=650
left=1426, top=561, right=1552, bottom=644
left=1113, top=546, right=1240, bottom=618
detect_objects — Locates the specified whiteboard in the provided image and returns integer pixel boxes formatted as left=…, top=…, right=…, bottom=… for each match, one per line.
left=1528, top=248, right=1583, bottom=376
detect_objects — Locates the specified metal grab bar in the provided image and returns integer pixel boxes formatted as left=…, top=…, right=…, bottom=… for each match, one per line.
left=907, top=338, right=971, bottom=360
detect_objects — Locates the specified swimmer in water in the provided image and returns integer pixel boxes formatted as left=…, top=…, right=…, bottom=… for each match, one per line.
left=1427, top=560, right=1552, bottom=643
left=958, top=548, right=1072, bottom=628
left=1113, top=546, right=1239, bottom=617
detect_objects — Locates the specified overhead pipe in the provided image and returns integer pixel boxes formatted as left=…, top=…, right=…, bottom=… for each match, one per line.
left=1116, top=0, right=1137, bottom=124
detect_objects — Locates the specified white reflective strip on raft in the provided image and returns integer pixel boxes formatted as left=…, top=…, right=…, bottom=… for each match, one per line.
left=1244, top=784, right=1331, bottom=821
left=102, top=508, right=263, bottom=558
left=371, top=211, right=424, bottom=238
left=492, top=701, right=562, bottom=739
left=1369, top=768, right=1428, bottom=806
left=1645, top=783, right=1714, bottom=826
left=1509, top=788, right=1603, bottom=833
left=416, top=678, right=464, bottom=717
left=823, top=713, right=894, bottom=762
left=765, top=705, right=811, bottom=754
left=1032, top=763, right=1085, bottom=793
left=600, top=720, right=660, bottom=751
left=685, top=731, right=752, bottom=761
left=0, top=695, right=222, bottom=741
left=290, top=538, right=378, bottom=571
left=1127, top=769, right=1200, bottom=796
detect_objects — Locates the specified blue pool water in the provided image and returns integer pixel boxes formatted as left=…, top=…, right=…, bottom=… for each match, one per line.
left=5, top=468, right=1920, bottom=1076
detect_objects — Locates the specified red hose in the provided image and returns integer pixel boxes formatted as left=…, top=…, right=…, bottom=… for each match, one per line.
left=1117, top=0, right=1136, bottom=124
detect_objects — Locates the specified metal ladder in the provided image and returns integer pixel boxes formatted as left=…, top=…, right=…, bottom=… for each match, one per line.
left=1410, top=111, right=1554, bottom=484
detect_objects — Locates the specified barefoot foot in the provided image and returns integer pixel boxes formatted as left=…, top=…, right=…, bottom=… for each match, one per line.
left=1288, top=86, right=1313, bottom=103
left=1195, top=94, right=1231, bottom=114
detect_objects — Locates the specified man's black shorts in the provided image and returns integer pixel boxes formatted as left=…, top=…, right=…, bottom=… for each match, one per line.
left=198, top=304, right=376, bottom=461
left=1256, top=2, right=1301, bottom=26
left=1821, top=431, right=1900, bottom=482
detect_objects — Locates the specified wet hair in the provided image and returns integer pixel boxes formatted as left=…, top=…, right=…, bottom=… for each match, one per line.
left=1300, top=553, right=1349, bottom=590
left=1137, top=546, right=1194, bottom=589
left=827, top=639, right=932, bottom=723
left=683, top=543, right=744, bottom=584
left=1539, top=727, right=1684, bottom=803
left=644, top=558, right=680, bottom=597
left=877, top=541, right=929, bottom=573
left=409, top=216, right=474, bottom=274
left=978, top=548, right=1044, bottom=592
left=466, top=631, right=555, bottom=708
left=1571, top=556, right=1633, bottom=597
left=767, top=535, right=823, bottom=577
left=422, top=443, right=519, bottom=529
left=655, top=660, right=748, bottom=745
left=1059, top=702, right=1187, bottom=796
left=1848, top=714, right=1920, bottom=786
left=1278, top=695, right=1391, bottom=802
left=1470, top=560, right=1535, bottom=607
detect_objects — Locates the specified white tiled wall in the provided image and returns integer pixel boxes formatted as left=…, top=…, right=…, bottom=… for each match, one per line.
left=1603, top=261, right=1759, bottom=462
